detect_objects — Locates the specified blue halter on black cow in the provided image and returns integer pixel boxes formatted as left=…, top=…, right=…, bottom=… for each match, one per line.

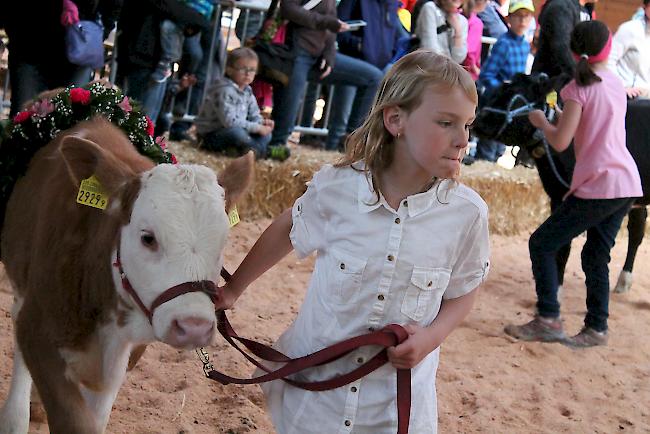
left=473, top=72, right=649, bottom=294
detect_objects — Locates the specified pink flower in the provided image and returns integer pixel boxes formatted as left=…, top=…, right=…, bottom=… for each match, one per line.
left=170, top=154, right=178, bottom=164
left=69, top=87, right=91, bottom=105
left=32, top=99, right=55, bottom=117
left=13, top=110, right=34, bottom=124
left=145, top=116, right=155, bottom=136
left=118, top=96, right=132, bottom=112
left=155, top=135, right=167, bottom=149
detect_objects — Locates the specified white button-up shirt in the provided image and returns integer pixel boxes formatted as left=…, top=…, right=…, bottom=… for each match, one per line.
left=261, top=164, right=490, bottom=434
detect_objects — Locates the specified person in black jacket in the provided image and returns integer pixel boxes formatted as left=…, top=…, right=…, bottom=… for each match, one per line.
left=116, top=0, right=209, bottom=123
left=2, top=0, right=122, bottom=117
left=531, top=0, right=593, bottom=82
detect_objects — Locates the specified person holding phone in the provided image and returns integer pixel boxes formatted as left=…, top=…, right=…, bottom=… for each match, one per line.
left=269, top=0, right=383, bottom=152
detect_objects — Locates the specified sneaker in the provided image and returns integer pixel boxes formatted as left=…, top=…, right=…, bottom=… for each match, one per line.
left=564, top=327, right=608, bottom=348
left=267, top=145, right=291, bottom=161
left=169, top=129, right=194, bottom=142
left=300, top=135, right=326, bottom=149
left=152, top=61, right=172, bottom=83
left=504, top=315, right=566, bottom=342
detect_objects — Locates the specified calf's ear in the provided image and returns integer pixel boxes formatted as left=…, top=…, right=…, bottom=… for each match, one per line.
left=217, top=151, right=255, bottom=212
left=59, top=134, right=135, bottom=196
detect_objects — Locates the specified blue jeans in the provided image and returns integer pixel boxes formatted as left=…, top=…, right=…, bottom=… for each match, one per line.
left=160, top=20, right=185, bottom=64
left=530, top=196, right=634, bottom=332
left=324, top=62, right=391, bottom=149
left=123, top=68, right=167, bottom=122
left=8, top=57, right=91, bottom=116
left=202, top=127, right=272, bottom=158
left=271, top=48, right=382, bottom=147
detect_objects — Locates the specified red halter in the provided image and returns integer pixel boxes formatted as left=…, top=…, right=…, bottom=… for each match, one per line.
left=112, top=240, right=219, bottom=324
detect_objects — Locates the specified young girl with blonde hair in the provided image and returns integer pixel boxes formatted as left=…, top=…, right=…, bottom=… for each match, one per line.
left=217, top=49, right=490, bottom=433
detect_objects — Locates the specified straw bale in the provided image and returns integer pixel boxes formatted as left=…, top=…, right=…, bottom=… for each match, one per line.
left=168, top=141, right=550, bottom=235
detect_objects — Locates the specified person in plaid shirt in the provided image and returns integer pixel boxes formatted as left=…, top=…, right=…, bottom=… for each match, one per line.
left=475, top=0, right=534, bottom=162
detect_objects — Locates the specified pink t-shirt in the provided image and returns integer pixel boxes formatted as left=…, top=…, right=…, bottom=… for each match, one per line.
left=560, top=69, right=643, bottom=199
left=462, top=13, right=483, bottom=81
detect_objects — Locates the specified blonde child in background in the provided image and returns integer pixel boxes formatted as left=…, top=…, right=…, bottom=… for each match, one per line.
left=195, top=47, right=290, bottom=161
left=506, top=20, right=643, bottom=347
left=216, top=50, right=490, bottom=433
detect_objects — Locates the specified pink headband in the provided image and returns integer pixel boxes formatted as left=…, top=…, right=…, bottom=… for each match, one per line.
left=572, top=33, right=612, bottom=64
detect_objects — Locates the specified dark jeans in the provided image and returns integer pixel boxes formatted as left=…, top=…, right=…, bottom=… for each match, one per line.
left=8, top=57, right=91, bottom=116
left=475, top=137, right=506, bottom=162
left=530, top=195, right=634, bottom=332
left=123, top=67, right=167, bottom=122
left=202, top=127, right=271, bottom=158
left=270, top=48, right=382, bottom=147
left=160, top=20, right=203, bottom=72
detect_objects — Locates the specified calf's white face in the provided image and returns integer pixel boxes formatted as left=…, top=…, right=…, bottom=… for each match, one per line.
left=117, top=164, right=229, bottom=348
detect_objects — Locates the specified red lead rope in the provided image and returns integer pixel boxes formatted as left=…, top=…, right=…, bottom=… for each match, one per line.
left=203, top=268, right=412, bottom=434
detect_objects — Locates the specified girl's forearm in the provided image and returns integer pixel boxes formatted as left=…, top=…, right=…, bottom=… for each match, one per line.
left=228, top=208, right=294, bottom=296
left=425, top=289, right=478, bottom=347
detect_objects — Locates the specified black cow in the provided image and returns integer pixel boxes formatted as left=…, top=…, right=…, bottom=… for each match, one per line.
left=473, top=73, right=648, bottom=293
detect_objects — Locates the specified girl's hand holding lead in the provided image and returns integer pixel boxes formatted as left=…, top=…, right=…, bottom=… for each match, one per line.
left=214, top=283, right=242, bottom=311
left=387, top=324, right=441, bottom=369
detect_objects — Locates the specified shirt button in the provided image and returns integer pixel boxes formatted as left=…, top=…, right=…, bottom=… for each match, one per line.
left=387, top=254, right=394, bottom=262
left=340, top=263, right=346, bottom=270
left=403, top=200, right=408, bottom=207
left=357, top=357, right=364, bottom=363
left=427, top=281, right=433, bottom=287
left=368, top=327, right=375, bottom=332
left=394, top=217, right=401, bottom=224
left=377, top=294, right=385, bottom=301
left=350, top=386, right=358, bottom=392
left=345, top=420, right=351, bottom=427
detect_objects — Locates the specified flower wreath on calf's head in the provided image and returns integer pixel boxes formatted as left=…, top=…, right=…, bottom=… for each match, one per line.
left=0, top=82, right=177, bottom=224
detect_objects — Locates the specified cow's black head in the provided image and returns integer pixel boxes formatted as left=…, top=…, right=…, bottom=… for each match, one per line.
left=472, top=73, right=569, bottom=152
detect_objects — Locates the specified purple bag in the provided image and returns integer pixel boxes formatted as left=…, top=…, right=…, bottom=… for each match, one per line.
left=64, top=20, right=105, bottom=69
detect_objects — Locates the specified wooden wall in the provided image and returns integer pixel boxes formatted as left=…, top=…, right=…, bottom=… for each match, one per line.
left=531, top=0, right=642, bottom=31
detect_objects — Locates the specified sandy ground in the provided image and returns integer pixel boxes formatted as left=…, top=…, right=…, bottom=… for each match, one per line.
left=1, top=217, right=649, bottom=433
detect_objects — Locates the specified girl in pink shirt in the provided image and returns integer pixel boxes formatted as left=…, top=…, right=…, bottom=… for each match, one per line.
left=505, top=20, right=643, bottom=348
left=462, top=0, right=487, bottom=80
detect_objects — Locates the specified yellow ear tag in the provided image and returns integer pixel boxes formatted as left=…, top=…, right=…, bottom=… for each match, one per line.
left=546, top=91, right=558, bottom=109
left=76, top=175, right=109, bottom=210
left=228, top=206, right=240, bottom=227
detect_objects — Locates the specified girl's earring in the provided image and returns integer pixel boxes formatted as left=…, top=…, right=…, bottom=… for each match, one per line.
left=396, top=132, right=401, bottom=140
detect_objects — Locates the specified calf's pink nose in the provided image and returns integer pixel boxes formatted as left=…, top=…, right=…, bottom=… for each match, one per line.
left=170, top=317, right=214, bottom=346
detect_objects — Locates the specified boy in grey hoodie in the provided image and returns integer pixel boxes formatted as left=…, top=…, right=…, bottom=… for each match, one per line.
left=195, top=47, right=290, bottom=160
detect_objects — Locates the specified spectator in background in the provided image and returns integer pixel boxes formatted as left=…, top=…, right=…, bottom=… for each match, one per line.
left=117, top=0, right=209, bottom=123
left=151, top=0, right=213, bottom=83
left=269, top=0, right=382, bottom=153
left=608, top=0, right=650, bottom=99
left=532, top=0, right=592, bottom=82
left=1, top=0, right=121, bottom=117
left=462, top=0, right=487, bottom=80
left=476, top=0, right=507, bottom=63
left=195, top=48, right=288, bottom=160
left=235, top=0, right=272, bottom=43
left=475, top=0, right=533, bottom=162
left=320, top=0, right=403, bottom=150
left=413, top=0, right=468, bottom=64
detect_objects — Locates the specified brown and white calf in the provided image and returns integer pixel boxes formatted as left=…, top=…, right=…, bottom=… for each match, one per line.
left=0, top=118, right=253, bottom=433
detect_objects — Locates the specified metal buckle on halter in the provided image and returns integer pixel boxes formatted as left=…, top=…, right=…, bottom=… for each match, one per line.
left=196, top=347, right=213, bottom=377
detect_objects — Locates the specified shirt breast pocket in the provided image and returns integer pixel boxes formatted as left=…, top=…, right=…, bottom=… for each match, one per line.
left=401, top=266, right=451, bottom=322
left=329, top=248, right=367, bottom=305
